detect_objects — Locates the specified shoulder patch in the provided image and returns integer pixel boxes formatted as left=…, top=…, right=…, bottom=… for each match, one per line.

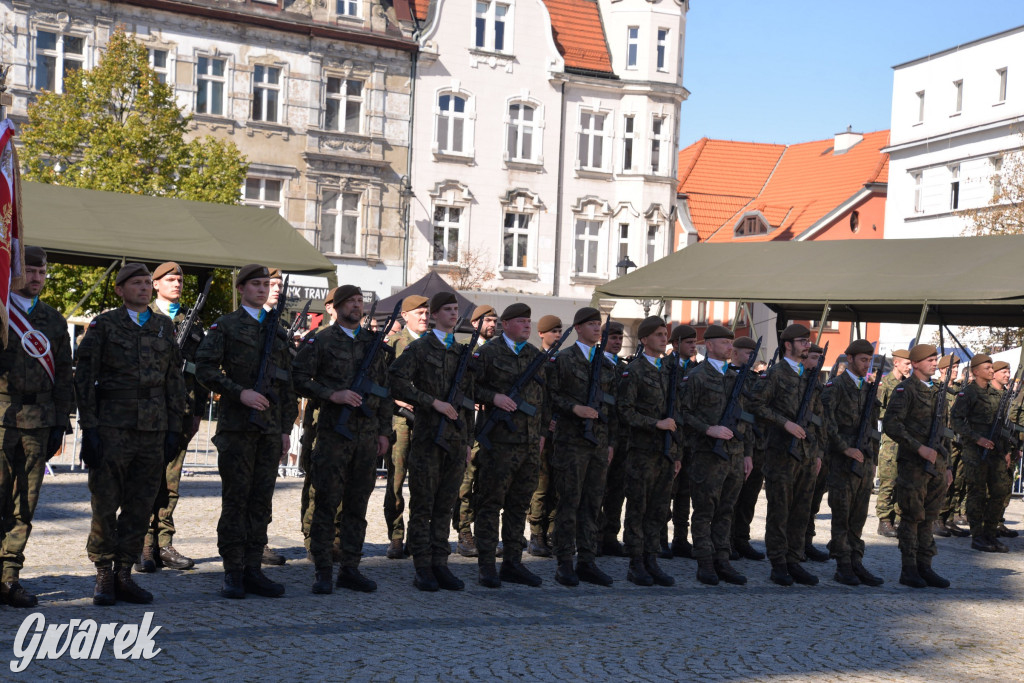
left=307, top=337, right=316, bottom=344
left=473, top=352, right=480, bottom=358
left=681, top=375, right=689, bottom=381
left=621, top=371, right=629, bottom=377
left=895, top=387, right=904, bottom=392
left=957, top=391, right=964, bottom=396
left=209, top=323, right=218, bottom=330
left=89, top=320, right=97, bottom=327
left=758, top=372, right=767, bottom=378
left=825, top=381, right=833, bottom=387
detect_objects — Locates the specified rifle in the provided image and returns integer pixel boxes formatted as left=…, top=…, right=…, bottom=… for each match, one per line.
left=981, top=363, right=1024, bottom=460
left=923, top=329, right=953, bottom=478
left=176, top=274, right=213, bottom=373
left=625, top=341, right=645, bottom=364
left=249, top=276, right=289, bottom=430
left=582, top=318, right=615, bottom=446
left=849, top=353, right=885, bottom=478
left=765, top=348, right=779, bottom=371
left=288, top=299, right=312, bottom=346
left=434, top=315, right=482, bottom=452
left=475, top=326, right=574, bottom=450
left=333, top=300, right=402, bottom=440
left=712, top=337, right=763, bottom=460
left=787, top=341, right=829, bottom=461
left=662, top=351, right=683, bottom=463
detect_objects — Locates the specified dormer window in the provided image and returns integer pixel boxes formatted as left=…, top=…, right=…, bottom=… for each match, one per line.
left=734, top=214, right=769, bottom=237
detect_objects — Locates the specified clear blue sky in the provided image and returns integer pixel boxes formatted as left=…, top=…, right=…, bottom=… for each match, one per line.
left=679, top=0, right=1024, bottom=147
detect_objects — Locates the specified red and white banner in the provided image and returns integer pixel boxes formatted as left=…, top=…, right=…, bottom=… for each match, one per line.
left=8, top=303, right=54, bottom=382
left=0, top=119, right=25, bottom=348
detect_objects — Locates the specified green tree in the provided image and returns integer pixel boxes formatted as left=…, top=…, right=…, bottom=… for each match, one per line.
left=21, top=27, right=248, bottom=318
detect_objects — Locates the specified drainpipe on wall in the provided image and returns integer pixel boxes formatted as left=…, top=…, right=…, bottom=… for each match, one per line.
left=553, top=80, right=567, bottom=297
left=402, top=49, right=417, bottom=288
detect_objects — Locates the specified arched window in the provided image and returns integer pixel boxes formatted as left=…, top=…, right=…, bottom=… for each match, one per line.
left=506, top=103, right=536, bottom=162
left=437, top=93, right=468, bottom=154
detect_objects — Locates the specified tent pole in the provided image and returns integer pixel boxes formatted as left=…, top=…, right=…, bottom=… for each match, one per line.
left=64, top=259, right=119, bottom=319
left=731, top=301, right=745, bottom=333
left=232, top=268, right=238, bottom=310
left=815, top=300, right=830, bottom=344
left=656, top=298, right=666, bottom=317
left=913, top=300, right=929, bottom=345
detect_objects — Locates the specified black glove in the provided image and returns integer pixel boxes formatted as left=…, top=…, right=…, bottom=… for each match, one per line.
left=163, top=432, right=180, bottom=463
left=46, top=426, right=66, bottom=461
left=80, top=428, right=104, bottom=469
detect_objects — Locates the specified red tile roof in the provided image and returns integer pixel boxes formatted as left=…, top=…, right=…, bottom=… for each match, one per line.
left=410, top=0, right=430, bottom=22
left=676, top=130, right=890, bottom=243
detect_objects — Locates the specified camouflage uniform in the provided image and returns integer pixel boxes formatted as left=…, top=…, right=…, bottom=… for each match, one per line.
left=599, top=354, right=629, bottom=546
left=452, top=336, right=490, bottom=538
left=389, top=332, right=474, bottom=569
left=292, top=324, right=391, bottom=572
left=750, top=360, right=824, bottom=567
left=471, top=337, right=545, bottom=564
left=194, top=308, right=297, bottom=572
left=528, top=358, right=558, bottom=542
left=75, top=308, right=186, bottom=568
left=882, top=377, right=949, bottom=567
left=667, top=358, right=699, bottom=549
left=548, top=344, right=618, bottom=563
left=950, top=382, right=1012, bottom=540
left=384, top=327, right=419, bottom=544
left=821, top=372, right=880, bottom=565
left=731, top=372, right=767, bottom=550
left=875, top=371, right=903, bottom=523
left=0, top=298, right=74, bottom=583
left=939, top=381, right=967, bottom=524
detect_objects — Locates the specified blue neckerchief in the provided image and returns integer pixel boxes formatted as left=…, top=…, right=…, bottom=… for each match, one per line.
left=128, top=309, right=151, bottom=327
left=167, top=302, right=181, bottom=318
left=707, top=358, right=727, bottom=375
left=341, top=326, right=356, bottom=338
left=445, top=333, right=454, bottom=348
left=28, top=297, right=37, bottom=313
left=258, top=309, right=266, bottom=323
left=644, top=354, right=661, bottom=369
left=514, top=341, right=527, bottom=355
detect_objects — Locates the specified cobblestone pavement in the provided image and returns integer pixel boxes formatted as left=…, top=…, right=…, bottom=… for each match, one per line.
left=2, top=456, right=1022, bottom=681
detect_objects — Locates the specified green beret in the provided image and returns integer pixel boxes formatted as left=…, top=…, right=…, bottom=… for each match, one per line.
left=572, top=307, right=601, bottom=327
left=909, top=344, right=937, bottom=363
left=670, top=324, right=697, bottom=343
left=473, top=304, right=498, bottom=322
left=970, top=353, right=993, bottom=369
left=845, top=339, right=875, bottom=357
left=429, top=291, right=458, bottom=313
left=402, top=295, right=429, bottom=312
left=500, top=302, right=530, bottom=321
left=23, top=246, right=46, bottom=267
left=809, top=343, right=824, bottom=355
left=606, top=321, right=624, bottom=335
left=152, top=261, right=182, bottom=281
left=333, top=284, right=361, bottom=307
left=780, top=323, right=811, bottom=342
left=537, top=315, right=562, bottom=333
left=703, top=324, right=734, bottom=341
left=733, top=336, right=757, bottom=350
left=892, top=349, right=910, bottom=360
left=115, top=262, right=151, bottom=286
left=236, top=263, right=270, bottom=286
left=637, top=316, right=666, bottom=340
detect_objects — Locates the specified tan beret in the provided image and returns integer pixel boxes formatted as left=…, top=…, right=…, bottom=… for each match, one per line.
left=115, top=262, right=151, bottom=286
left=970, top=354, right=993, bottom=369
left=268, top=267, right=283, bottom=280
left=572, top=307, right=601, bottom=327
left=703, top=324, right=734, bottom=341
left=845, top=339, right=874, bottom=357
left=938, top=354, right=959, bottom=369
left=402, top=295, right=429, bottom=312
left=993, top=360, right=1010, bottom=372
left=500, top=303, right=530, bottom=321
left=429, top=291, right=458, bottom=313
left=637, top=316, right=666, bottom=340
left=23, top=246, right=46, bottom=267
left=537, top=315, right=562, bottom=334
left=333, top=284, right=361, bottom=307
left=324, top=287, right=338, bottom=306
left=733, top=336, right=757, bottom=351
left=892, top=349, right=911, bottom=360
left=909, top=344, right=938, bottom=363
left=236, top=263, right=270, bottom=287
left=152, top=261, right=182, bottom=281
left=780, top=324, right=811, bottom=342
left=472, top=304, right=497, bottom=322
left=670, top=324, right=697, bottom=343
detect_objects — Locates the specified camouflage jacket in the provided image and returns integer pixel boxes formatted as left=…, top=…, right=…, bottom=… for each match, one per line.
left=388, top=331, right=475, bottom=443
left=822, top=371, right=881, bottom=459
left=150, top=300, right=208, bottom=421
left=616, top=354, right=679, bottom=458
left=877, top=371, right=903, bottom=420
left=291, top=323, right=392, bottom=437
left=74, top=307, right=186, bottom=432
left=882, top=375, right=947, bottom=462
left=749, top=358, right=823, bottom=460
left=0, top=299, right=74, bottom=429
left=195, top=307, right=298, bottom=434
left=472, top=336, right=545, bottom=445
left=951, top=381, right=1007, bottom=454
left=679, top=359, right=752, bottom=459
left=549, top=342, right=618, bottom=448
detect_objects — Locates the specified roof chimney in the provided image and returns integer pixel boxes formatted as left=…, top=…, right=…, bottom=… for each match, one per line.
left=833, top=126, right=863, bottom=155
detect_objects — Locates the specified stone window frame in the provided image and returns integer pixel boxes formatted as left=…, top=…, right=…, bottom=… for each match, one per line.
left=428, top=180, right=474, bottom=266
left=30, top=24, right=89, bottom=94
left=498, top=188, right=544, bottom=275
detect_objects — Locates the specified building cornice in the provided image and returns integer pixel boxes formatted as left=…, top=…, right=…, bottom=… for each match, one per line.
left=883, top=115, right=1024, bottom=154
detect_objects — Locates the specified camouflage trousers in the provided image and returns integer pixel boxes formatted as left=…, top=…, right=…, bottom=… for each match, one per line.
left=599, top=439, right=629, bottom=544
left=961, top=445, right=1012, bottom=539
left=827, top=455, right=875, bottom=564
left=144, top=437, right=187, bottom=549
left=939, top=443, right=967, bottom=521
left=875, top=437, right=900, bottom=522
left=667, top=449, right=692, bottom=545
left=551, top=441, right=609, bottom=563
left=214, top=431, right=280, bottom=572
left=806, top=453, right=829, bottom=544
left=528, top=435, right=557, bottom=538
left=689, top=448, right=744, bottom=562
left=384, top=416, right=410, bottom=542
left=300, top=429, right=342, bottom=551
left=623, top=447, right=674, bottom=557
left=895, top=452, right=948, bottom=564
left=452, top=442, right=479, bottom=534
left=86, top=428, right=164, bottom=568
left=474, top=442, right=539, bottom=564
left=763, top=448, right=817, bottom=565
left=731, top=447, right=766, bottom=545
left=0, top=427, right=47, bottom=582
left=309, top=429, right=378, bottom=570
left=406, top=430, right=467, bottom=569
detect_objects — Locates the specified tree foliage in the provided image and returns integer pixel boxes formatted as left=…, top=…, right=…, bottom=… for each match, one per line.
left=21, top=27, right=248, bottom=318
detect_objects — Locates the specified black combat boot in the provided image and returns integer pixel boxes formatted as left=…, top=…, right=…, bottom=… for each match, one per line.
left=312, top=568, right=333, bottom=594
left=997, top=523, right=1019, bottom=538
left=158, top=545, right=195, bottom=570
left=851, top=558, right=884, bottom=587
left=221, top=570, right=245, bottom=599
left=261, top=545, right=287, bottom=566
left=528, top=534, right=553, bottom=558
left=769, top=561, right=794, bottom=586
left=671, top=537, right=693, bottom=558
left=932, top=520, right=951, bottom=538
left=134, top=545, right=158, bottom=573
left=898, top=560, right=927, bottom=588
left=1, top=581, right=38, bottom=608
left=478, top=562, right=501, bottom=588
left=243, top=566, right=285, bottom=597
left=601, top=538, right=626, bottom=557
left=413, top=566, right=439, bottom=592
left=500, top=560, right=543, bottom=587
left=787, top=563, right=818, bottom=586
left=433, top=565, right=465, bottom=591
left=876, top=519, right=897, bottom=538
left=990, top=535, right=1009, bottom=553
left=115, top=565, right=154, bottom=604
left=644, top=554, right=675, bottom=587
left=336, top=565, right=377, bottom=592
left=457, top=530, right=479, bottom=558
left=971, top=535, right=998, bottom=552
left=734, top=539, right=765, bottom=561
left=833, top=562, right=860, bottom=586
left=555, top=558, right=579, bottom=586
left=93, top=564, right=117, bottom=606
left=943, top=519, right=970, bottom=537
left=713, top=559, right=747, bottom=585
left=916, top=563, right=950, bottom=588
left=386, top=539, right=405, bottom=559
left=576, top=560, right=614, bottom=586
left=626, top=557, right=654, bottom=586
left=803, top=541, right=830, bottom=562
left=696, top=558, right=719, bottom=585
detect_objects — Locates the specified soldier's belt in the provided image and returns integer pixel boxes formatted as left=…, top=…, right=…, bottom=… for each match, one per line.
left=98, top=387, right=164, bottom=400
left=0, top=391, right=53, bottom=405
left=183, top=361, right=197, bottom=375
left=740, top=411, right=756, bottom=424
left=800, top=414, right=822, bottom=428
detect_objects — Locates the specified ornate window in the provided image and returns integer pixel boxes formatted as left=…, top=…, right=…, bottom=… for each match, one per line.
left=475, top=1, right=511, bottom=52
left=325, top=77, right=363, bottom=133
left=197, top=56, right=227, bottom=116
left=252, top=65, right=281, bottom=123
left=320, top=191, right=361, bottom=256
left=734, top=213, right=769, bottom=237
left=436, top=92, right=474, bottom=156
left=148, top=49, right=170, bottom=84
left=578, top=109, right=609, bottom=171
left=506, top=102, right=541, bottom=163
left=499, top=189, right=543, bottom=272
left=34, top=31, right=85, bottom=93
left=243, top=178, right=283, bottom=213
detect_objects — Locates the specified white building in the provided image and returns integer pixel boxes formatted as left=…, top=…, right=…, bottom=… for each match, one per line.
left=407, top=0, right=688, bottom=330
left=884, top=24, right=1024, bottom=240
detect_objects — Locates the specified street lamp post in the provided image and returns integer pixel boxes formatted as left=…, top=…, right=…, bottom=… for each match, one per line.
left=615, top=256, right=657, bottom=317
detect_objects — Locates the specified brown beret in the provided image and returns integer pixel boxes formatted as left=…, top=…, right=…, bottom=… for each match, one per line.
left=670, top=324, right=697, bottom=343
left=23, top=246, right=46, bottom=267
left=115, top=262, right=151, bottom=286
left=236, top=263, right=270, bottom=286
left=780, top=324, right=811, bottom=342
left=993, top=360, right=1010, bottom=372
left=606, top=321, right=624, bottom=335
left=500, top=303, right=530, bottom=321
left=733, top=336, right=757, bottom=351
left=402, top=295, right=429, bottom=312
left=472, top=304, right=497, bottom=322
left=537, top=315, right=562, bottom=334
left=938, top=355, right=961, bottom=369
left=637, top=316, right=666, bottom=340
left=892, top=349, right=911, bottom=360
left=809, top=344, right=824, bottom=355
left=845, top=339, right=875, bottom=357
left=152, top=261, right=182, bottom=281
left=324, top=287, right=338, bottom=306
left=572, top=307, right=601, bottom=327
left=333, top=284, right=361, bottom=307
left=909, top=344, right=938, bottom=363
left=970, top=354, right=993, bottom=369
left=268, top=267, right=283, bottom=280
left=429, top=291, right=458, bottom=313
left=703, top=324, right=734, bottom=341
